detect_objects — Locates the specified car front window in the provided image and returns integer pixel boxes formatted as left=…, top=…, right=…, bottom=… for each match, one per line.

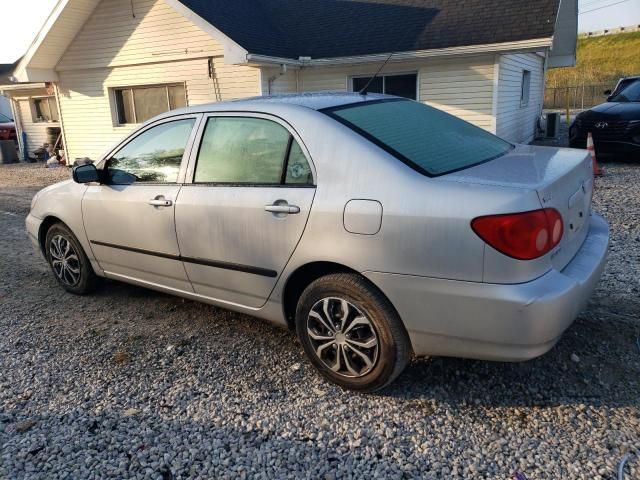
left=322, top=99, right=513, bottom=177
left=107, top=118, right=195, bottom=184
left=610, top=80, right=640, bottom=103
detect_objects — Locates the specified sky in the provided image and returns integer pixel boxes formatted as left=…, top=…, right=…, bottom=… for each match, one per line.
left=1, top=0, right=640, bottom=64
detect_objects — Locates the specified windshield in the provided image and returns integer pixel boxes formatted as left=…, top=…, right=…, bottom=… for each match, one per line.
left=610, top=80, right=640, bottom=103
left=322, top=99, right=513, bottom=176
left=0, top=112, right=12, bottom=123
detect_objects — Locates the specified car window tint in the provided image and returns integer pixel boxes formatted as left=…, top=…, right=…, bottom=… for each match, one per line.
left=108, top=118, right=195, bottom=184
left=285, top=140, right=313, bottom=185
left=324, top=99, right=513, bottom=176
left=195, top=117, right=290, bottom=184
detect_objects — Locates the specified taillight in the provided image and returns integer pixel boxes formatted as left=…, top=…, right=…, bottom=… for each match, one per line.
left=471, top=208, right=563, bottom=260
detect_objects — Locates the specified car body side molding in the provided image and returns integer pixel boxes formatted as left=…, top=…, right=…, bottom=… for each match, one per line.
left=89, top=240, right=278, bottom=278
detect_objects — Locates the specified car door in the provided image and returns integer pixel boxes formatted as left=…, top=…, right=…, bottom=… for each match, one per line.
left=82, top=115, right=200, bottom=290
left=175, top=113, right=316, bottom=308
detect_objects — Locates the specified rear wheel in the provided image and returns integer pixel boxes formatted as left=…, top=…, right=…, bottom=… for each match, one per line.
left=45, top=223, right=99, bottom=294
left=295, top=273, right=410, bottom=392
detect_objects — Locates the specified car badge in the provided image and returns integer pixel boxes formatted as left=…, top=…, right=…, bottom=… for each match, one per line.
left=594, top=122, right=608, bottom=129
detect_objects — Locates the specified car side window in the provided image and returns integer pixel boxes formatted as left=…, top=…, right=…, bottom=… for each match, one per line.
left=194, top=117, right=291, bottom=184
left=285, top=140, right=313, bottom=185
left=194, top=117, right=313, bottom=185
left=107, top=118, right=195, bottom=184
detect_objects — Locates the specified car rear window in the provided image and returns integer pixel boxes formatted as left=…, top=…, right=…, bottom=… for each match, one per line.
left=322, top=99, right=513, bottom=176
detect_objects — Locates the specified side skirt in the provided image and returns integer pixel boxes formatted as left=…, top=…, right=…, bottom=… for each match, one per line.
left=102, top=270, right=288, bottom=328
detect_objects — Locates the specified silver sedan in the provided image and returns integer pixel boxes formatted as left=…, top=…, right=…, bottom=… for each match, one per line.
left=26, top=93, right=609, bottom=391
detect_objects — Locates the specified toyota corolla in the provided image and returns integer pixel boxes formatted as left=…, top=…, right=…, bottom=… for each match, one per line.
left=26, top=93, right=609, bottom=391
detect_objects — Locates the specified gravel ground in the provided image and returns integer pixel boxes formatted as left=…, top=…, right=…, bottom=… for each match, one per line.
left=0, top=161, right=639, bottom=480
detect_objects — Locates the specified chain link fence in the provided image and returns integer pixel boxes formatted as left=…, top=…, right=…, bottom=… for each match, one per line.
left=543, top=84, right=611, bottom=110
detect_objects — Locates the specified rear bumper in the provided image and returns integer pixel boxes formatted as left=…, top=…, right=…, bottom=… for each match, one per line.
left=365, top=214, right=610, bottom=361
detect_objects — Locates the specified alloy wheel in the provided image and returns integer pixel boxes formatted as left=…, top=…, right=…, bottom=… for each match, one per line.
left=306, top=297, right=379, bottom=378
left=49, top=234, right=81, bottom=287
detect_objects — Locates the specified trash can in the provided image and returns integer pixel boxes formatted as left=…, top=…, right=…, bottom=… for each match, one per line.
left=0, top=140, right=18, bottom=164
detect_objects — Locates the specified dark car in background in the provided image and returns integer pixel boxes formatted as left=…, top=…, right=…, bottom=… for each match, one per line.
left=0, top=112, right=16, bottom=142
left=570, top=78, right=640, bottom=158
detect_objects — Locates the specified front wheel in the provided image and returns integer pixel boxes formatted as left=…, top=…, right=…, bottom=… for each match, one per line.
left=295, top=273, right=411, bottom=392
left=45, top=223, right=99, bottom=295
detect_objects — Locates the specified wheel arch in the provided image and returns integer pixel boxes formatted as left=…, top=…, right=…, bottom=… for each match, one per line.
left=38, top=216, right=73, bottom=256
left=281, top=261, right=404, bottom=333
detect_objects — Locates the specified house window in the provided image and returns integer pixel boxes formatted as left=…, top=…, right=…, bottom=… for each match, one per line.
left=351, top=73, right=417, bottom=100
left=520, top=70, right=531, bottom=107
left=32, top=97, right=59, bottom=123
left=113, top=84, right=187, bottom=125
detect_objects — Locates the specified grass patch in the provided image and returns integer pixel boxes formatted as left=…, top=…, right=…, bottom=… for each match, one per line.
left=547, top=31, right=640, bottom=87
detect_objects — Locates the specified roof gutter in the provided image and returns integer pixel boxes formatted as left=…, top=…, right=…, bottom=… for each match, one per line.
left=244, top=38, right=553, bottom=67
left=0, top=82, right=48, bottom=92
left=246, top=54, right=303, bottom=67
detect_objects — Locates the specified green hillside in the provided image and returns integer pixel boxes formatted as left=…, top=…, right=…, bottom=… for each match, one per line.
left=547, top=31, right=640, bottom=88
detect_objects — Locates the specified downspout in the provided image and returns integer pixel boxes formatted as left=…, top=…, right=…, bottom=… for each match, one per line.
left=541, top=49, right=550, bottom=124
left=267, top=64, right=287, bottom=95
left=491, top=55, right=500, bottom=135
left=53, top=83, right=70, bottom=166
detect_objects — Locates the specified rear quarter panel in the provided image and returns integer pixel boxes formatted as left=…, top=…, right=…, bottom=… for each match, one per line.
left=268, top=109, right=543, bottom=300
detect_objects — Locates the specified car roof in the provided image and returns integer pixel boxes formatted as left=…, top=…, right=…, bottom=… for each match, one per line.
left=237, top=92, right=395, bottom=110
left=156, top=92, right=397, bottom=120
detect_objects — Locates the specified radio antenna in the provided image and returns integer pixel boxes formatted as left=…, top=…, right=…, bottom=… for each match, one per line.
left=359, top=27, right=413, bottom=96
left=359, top=51, right=394, bottom=96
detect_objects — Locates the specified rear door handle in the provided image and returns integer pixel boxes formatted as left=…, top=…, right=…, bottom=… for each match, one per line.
left=265, top=204, right=300, bottom=214
left=148, top=198, right=173, bottom=207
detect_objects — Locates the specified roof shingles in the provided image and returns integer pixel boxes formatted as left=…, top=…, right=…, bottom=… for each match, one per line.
left=177, top=0, right=560, bottom=59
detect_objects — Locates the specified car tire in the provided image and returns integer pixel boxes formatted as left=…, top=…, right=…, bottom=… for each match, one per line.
left=45, top=223, right=99, bottom=295
left=295, top=273, right=411, bottom=392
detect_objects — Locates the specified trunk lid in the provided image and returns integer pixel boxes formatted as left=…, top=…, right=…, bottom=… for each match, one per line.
left=443, top=144, right=594, bottom=271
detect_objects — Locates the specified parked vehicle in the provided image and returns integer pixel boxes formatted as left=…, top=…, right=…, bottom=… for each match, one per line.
left=570, top=78, right=640, bottom=156
left=0, top=112, right=16, bottom=142
left=26, top=93, right=609, bottom=391
left=606, top=75, right=640, bottom=98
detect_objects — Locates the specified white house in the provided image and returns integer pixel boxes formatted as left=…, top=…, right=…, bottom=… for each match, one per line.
left=4, top=0, right=577, bottom=163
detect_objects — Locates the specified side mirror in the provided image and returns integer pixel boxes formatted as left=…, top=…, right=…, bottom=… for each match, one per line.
left=72, top=163, right=100, bottom=184
left=603, top=89, right=612, bottom=95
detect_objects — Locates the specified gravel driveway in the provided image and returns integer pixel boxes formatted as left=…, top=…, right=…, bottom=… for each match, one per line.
left=1, top=162, right=639, bottom=480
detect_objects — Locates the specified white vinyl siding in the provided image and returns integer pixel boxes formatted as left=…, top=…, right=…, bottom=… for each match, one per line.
left=55, top=0, right=261, bottom=161
left=496, top=53, right=544, bottom=143
left=17, top=100, right=51, bottom=151
left=27, top=0, right=101, bottom=70
left=57, top=58, right=260, bottom=161
left=419, top=57, right=495, bottom=132
left=265, top=55, right=496, bottom=132
left=260, top=67, right=299, bottom=95
left=57, top=0, right=223, bottom=71
left=6, top=88, right=57, bottom=156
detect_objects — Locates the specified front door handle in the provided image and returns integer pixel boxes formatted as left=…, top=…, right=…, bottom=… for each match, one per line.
left=265, top=204, right=300, bottom=214
left=148, top=198, right=173, bottom=207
